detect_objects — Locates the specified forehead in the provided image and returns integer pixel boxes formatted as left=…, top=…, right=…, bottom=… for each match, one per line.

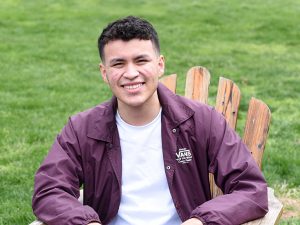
left=103, top=39, right=158, bottom=61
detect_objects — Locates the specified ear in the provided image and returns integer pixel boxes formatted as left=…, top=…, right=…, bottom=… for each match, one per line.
left=99, top=63, right=108, bottom=83
left=158, top=55, right=165, bottom=78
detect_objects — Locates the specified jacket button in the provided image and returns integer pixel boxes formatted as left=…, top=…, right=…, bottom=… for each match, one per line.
left=166, top=166, right=171, bottom=170
left=172, top=128, right=177, bottom=133
left=107, top=143, right=113, bottom=148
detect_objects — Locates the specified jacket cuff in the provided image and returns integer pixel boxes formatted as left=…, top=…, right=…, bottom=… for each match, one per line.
left=83, top=214, right=101, bottom=225
left=190, top=215, right=207, bottom=225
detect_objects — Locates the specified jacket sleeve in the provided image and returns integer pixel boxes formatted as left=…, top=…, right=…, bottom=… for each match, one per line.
left=32, top=118, right=101, bottom=225
left=190, top=109, right=268, bottom=225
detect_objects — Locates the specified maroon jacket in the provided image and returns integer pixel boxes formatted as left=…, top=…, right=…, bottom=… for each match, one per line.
left=32, top=84, right=268, bottom=225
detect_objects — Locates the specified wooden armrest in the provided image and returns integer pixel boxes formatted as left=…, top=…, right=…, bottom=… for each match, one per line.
left=242, top=187, right=283, bottom=225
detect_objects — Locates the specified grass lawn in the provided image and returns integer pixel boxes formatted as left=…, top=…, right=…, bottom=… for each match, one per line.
left=0, top=0, right=299, bottom=224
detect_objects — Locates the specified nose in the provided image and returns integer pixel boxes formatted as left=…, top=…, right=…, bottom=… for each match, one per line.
left=123, top=63, right=139, bottom=79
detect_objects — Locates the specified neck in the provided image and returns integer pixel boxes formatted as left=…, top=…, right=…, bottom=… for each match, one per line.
left=117, top=92, right=161, bottom=126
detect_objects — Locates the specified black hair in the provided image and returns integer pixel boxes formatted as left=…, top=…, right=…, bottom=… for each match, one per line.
left=98, top=16, right=160, bottom=61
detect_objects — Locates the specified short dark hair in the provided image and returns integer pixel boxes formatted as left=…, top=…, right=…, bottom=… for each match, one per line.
left=98, top=16, right=160, bottom=61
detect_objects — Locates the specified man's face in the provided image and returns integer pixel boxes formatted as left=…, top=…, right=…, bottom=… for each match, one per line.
left=100, top=39, right=165, bottom=110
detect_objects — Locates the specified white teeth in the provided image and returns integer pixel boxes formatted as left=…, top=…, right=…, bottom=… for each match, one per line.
left=123, top=83, right=143, bottom=90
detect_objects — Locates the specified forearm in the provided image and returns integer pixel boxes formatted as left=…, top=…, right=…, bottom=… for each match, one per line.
left=190, top=181, right=268, bottom=225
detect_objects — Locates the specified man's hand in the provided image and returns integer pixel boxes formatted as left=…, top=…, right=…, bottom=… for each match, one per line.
left=181, top=218, right=203, bottom=225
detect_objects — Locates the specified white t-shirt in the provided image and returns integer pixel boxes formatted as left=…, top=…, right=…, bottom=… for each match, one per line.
left=108, top=109, right=181, bottom=225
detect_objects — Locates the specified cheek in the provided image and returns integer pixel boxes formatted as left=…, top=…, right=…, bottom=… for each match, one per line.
left=141, top=65, right=160, bottom=77
left=106, top=70, right=122, bottom=83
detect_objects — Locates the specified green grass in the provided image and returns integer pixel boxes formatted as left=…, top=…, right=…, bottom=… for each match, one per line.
left=0, top=0, right=299, bottom=224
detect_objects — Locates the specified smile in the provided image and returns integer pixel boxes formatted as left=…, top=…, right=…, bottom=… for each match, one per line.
left=122, top=83, right=144, bottom=90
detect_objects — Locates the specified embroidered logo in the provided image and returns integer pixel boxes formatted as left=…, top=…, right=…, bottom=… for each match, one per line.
left=176, top=148, right=193, bottom=164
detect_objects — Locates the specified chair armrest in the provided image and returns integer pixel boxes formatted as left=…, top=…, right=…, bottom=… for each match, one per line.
left=242, top=187, right=283, bottom=225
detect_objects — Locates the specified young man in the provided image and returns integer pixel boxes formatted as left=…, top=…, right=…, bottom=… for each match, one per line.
left=32, top=16, right=268, bottom=225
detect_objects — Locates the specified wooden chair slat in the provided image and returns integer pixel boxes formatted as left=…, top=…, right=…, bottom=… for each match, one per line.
left=210, top=77, right=242, bottom=198
left=243, top=97, right=271, bottom=169
left=159, top=74, right=177, bottom=93
left=181, top=66, right=220, bottom=198
left=215, top=77, right=241, bottom=129
left=184, top=66, right=210, bottom=104
left=209, top=173, right=223, bottom=198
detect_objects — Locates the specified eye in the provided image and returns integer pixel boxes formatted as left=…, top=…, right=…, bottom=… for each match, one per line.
left=136, top=59, right=149, bottom=65
left=111, top=62, right=124, bottom=68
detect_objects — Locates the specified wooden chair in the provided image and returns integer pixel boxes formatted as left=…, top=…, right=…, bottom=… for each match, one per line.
left=160, top=66, right=283, bottom=225
left=30, top=66, right=283, bottom=225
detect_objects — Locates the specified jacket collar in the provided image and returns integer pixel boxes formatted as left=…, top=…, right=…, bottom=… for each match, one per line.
left=87, top=83, right=195, bottom=141
left=86, top=96, right=118, bottom=142
left=157, top=83, right=194, bottom=128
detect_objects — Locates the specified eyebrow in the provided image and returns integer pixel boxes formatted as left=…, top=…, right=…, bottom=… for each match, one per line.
left=109, top=58, right=125, bottom=65
left=134, top=54, right=151, bottom=60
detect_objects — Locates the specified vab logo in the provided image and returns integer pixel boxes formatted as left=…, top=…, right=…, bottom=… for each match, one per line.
left=176, top=148, right=193, bottom=164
